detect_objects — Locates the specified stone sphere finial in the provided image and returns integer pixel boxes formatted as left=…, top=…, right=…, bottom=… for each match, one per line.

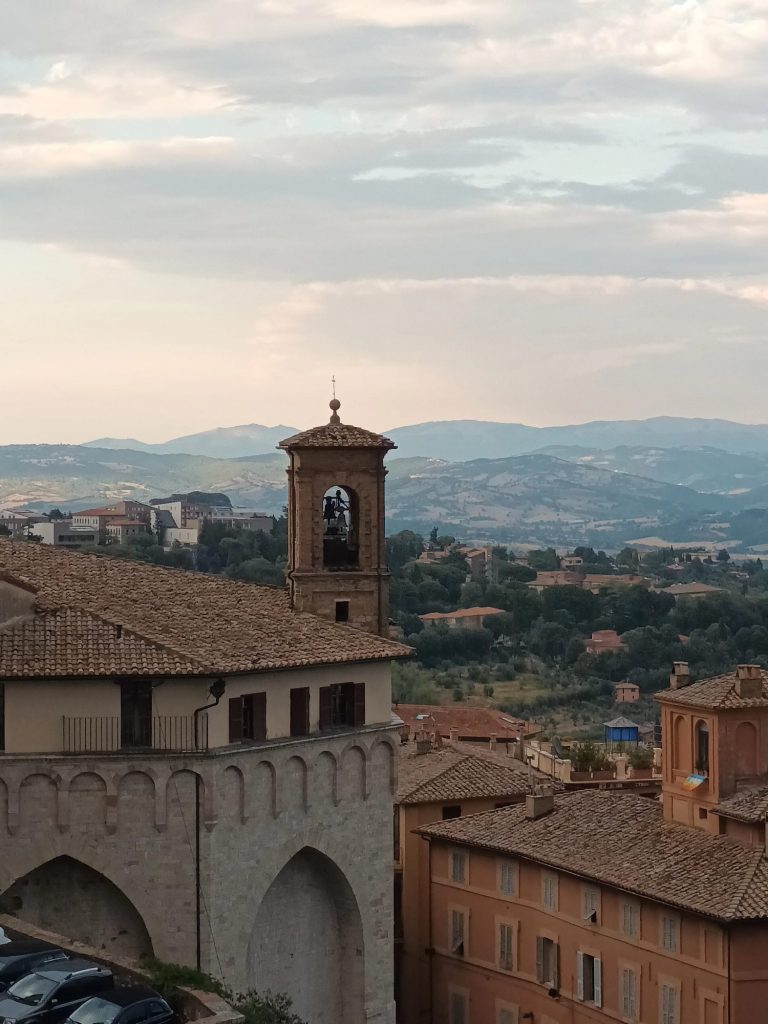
left=329, top=397, right=341, bottom=424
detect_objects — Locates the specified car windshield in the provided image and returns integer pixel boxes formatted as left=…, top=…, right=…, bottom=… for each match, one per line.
left=7, top=974, right=57, bottom=1005
left=67, top=998, right=122, bottom=1024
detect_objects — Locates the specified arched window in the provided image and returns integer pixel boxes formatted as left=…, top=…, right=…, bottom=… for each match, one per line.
left=735, top=721, right=758, bottom=778
left=322, top=485, right=358, bottom=568
left=695, top=720, right=710, bottom=774
left=672, top=715, right=686, bottom=771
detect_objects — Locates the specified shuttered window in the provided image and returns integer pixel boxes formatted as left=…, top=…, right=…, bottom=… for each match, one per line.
left=542, top=872, right=557, bottom=910
left=498, top=1010, right=517, bottom=1024
left=499, top=860, right=516, bottom=895
left=498, top=923, right=514, bottom=971
left=228, top=692, right=266, bottom=742
left=318, top=682, right=365, bottom=729
left=661, top=914, right=679, bottom=952
left=449, top=992, right=467, bottom=1024
left=583, top=886, right=600, bottom=922
left=661, top=984, right=678, bottom=1024
left=576, top=953, right=602, bottom=1007
left=289, top=687, right=310, bottom=736
left=451, top=851, right=466, bottom=884
left=622, top=967, right=638, bottom=1020
left=536, top=937, right=559, bottom=987
left=451, top=910, right=466, bottom=954
left=622, top=901, right=638, bottom=938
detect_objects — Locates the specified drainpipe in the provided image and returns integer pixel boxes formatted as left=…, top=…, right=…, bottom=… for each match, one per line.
left=192, top=678, right=226, bottom=971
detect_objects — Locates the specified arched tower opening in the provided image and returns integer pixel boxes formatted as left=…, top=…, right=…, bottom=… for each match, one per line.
left=248, top=847, right=364, bottom=1024
left=322, top=485, right=358, bottom=569
left=0, top=856, right=153, bottom=959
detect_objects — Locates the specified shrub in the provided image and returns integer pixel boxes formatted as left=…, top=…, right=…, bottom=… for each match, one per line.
left=628, top=746, right=653, bottom=769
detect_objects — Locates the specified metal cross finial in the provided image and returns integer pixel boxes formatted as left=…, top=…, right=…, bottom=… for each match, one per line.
left=331, top=375, right=336, bottom=399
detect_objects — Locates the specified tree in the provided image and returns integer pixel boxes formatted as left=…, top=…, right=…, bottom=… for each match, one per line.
left=47, top=508, right=66, bottom=520
left=527, top=548, right=559, bottom=571
left=717, top=548, right=731, bottom=562
left=0, top=524, right=9, bottom=537
left=386, top=530, right=424, bottom=573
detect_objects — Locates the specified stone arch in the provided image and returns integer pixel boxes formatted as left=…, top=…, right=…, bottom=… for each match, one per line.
left=282, top=756, right=308, bottom=812
left=694, top=718, right=710, bottom=773
left=19, top=773, right=59, bottom=831
left=251, top=760, right=277, bottom=818
left=322, top=483, right=359, bottom=569
left=118, top=770, right=157, bottom=830
left=339, top=744, right=367, bottom=801
left=314, top=751, right=338, bottom=806
left=222, top=765, right=246, bottom=822
left=370, top=738, right=396, bottom=795
left=735, top=720, right=758, bottom=778
left=248, top=847, right=364, bottom=1024
left=0, top=855, right=153, bottom=959
left=68, top=772, right=108, bottom=833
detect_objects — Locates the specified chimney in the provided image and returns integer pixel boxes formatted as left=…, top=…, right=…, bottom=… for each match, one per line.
left=449, top=727, right=458, bottom=742
left=489, top=733, right=497, bottom=752
left=525, top=789, right=555, bottom=821
left=434, top=730, right=443, bottom=750
left=669, top=661, right=691, bottom=690
left=736, top=664, right=763, bottom=699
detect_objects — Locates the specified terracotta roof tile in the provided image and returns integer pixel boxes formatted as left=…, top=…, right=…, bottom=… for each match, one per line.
left=714, top=784, right=768, bottom=823
left=395, top=704, right=535, bottom=741
left=279, top=422, right=395, bottom=450
left=418, top=789, right=768, bottom=922
left=0, top=541, right=410, bottom=679
left=397, top=743, right=542, bottom=804
left=656, top=670, right=768, bottom=709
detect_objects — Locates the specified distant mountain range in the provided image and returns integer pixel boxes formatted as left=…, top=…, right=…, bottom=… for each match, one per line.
left=84, top=417, right=768, bottom=461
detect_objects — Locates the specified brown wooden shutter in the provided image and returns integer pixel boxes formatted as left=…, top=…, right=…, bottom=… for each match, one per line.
left=319, top=686, right=332, bottom=730
left=253, top=692, right=267, bottom=741
left=353, top=682, right=366, bottom=727
left=228, top=696, right=243, bottom=742
left=290, top=687, right=310, bottom=736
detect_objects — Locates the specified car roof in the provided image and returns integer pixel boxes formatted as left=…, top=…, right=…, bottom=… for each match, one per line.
left=37, top=959, right=110, bottom=980
left=90, top=988, right=163, bottom=1007
left=0, top=942, right=62, bottom=957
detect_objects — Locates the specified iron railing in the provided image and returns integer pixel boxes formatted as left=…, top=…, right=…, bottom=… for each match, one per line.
left=62, top=714, right=208, bottom=754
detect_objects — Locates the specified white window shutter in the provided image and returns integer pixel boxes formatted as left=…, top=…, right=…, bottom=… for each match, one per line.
left=536, top=937, right=544, bottom=983
left=594, top=958, right=602, bottom=1008
left=576, top=952, right=584, bottom=1000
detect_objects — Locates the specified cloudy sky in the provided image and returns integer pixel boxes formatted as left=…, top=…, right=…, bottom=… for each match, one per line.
left=2, top=0, right=767, bottom=443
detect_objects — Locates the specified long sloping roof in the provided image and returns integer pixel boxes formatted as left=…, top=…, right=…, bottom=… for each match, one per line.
left=397, top=744, right=542, bottom=805
left=0, top=541, right=409, bottom=679
left=656, top=669, right=768, bottom=709
left=715, top=784, right=768, bottom=823
left=418, top=789, right=768, bottom=922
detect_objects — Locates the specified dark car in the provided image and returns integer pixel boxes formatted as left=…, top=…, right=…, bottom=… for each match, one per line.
left=0, top=959, right=114, bottom=1024
left=64, top=988, right=175, bottom=1024
left=0, top=944, right=69, bottom=993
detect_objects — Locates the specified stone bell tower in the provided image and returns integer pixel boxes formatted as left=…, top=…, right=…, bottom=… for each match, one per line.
left=278, top=398, right=396, bottom=637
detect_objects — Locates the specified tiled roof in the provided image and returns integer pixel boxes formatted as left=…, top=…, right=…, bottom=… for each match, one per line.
left=420, top=607, right=504, bottom=621
left=278, top=421, right=395, bottom=450
left=397, top=743, right=539, bottom=804
left=0, top=541, right=410, bottom=679
left=656, top=670, right=768, bottom=709
left=664, top=582, right=723, bottom=595
left=395, top=704, right=534, bottom=740
left=418, top=789, right=768, bottom=922
left=714, top=784, right=768, bottom=823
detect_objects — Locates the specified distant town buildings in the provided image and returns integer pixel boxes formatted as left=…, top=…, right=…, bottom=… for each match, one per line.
left=584, top=629, right=625, bottom=655
left=659, top=581, right=724, bottom=601
left=395, top=704, right=536, bottom=746
left=614, top=680, right=640, bottom=703
left=420, top=606, right=505, bottom=630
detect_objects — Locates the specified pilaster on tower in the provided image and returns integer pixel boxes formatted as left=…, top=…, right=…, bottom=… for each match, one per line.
left=278, top=399, right=395, bottom=638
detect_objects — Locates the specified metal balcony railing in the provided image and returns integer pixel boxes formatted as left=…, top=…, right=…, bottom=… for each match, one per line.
left=62, top=714, right=208, bottom=753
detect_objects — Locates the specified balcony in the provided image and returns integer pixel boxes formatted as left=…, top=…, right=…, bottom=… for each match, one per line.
left=62, top=714, right=208, bottom=754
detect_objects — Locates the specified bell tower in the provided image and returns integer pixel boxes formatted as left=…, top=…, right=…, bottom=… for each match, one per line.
left=278, top=397, right=396, bottom=637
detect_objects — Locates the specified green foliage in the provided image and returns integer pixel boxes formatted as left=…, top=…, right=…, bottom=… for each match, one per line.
left=0, top=524, right=10, bottom=537
left=411, top=625, right=493, bottom=667
left=392, top=662, right=442, bottom=704
left=527, top=548, right=559, bottom=571
left=570, top=741, right=612, bottom=772
left=628, top=746, right=653, bottom=769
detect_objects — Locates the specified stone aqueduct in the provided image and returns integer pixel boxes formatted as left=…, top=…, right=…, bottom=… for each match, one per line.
left=0, top=729, right=398, bottom=1024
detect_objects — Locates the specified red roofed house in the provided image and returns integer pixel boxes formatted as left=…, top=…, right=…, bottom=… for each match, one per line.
left=419, top=607, right=505, bottom=630
left=413, top=661, right=768, bottom=1024
left=394, top=704, right=535, bottom=747
left=584, top=629, right=625, bottom=655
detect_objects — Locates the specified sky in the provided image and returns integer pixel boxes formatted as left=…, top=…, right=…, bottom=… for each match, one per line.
left=1, top=0, right=768, bottom=443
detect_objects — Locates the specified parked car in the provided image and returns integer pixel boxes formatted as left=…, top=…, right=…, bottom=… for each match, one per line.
left=0, top=945, right=69, bottom=993
left=0, top=960, right=114, bottom=1024
left=64, top=987, right=176, bottom=1024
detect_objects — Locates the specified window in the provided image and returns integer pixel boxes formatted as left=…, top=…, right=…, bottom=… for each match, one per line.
left=451, top=851, right=467, bottom=884
left=442, top=805, right=462, bottom=820
left=661, top=914, right=679, bottom=952
left=498, top=923, right=514, bottom=971
left=229, top=692, right=267, bottom=742
left=582, top=886, right=600, bottom=923
left=661, top=984, right=678, bottom=1024
left=695, top=720, right=710, bottom=773
left=536, top=937, right=559, bottom=987
left=121, top=680, right=152, bottom=748
left=576, top=953, right=602, bottom=1007
left=449, top=992, right=467, bottom=1024
left=319, top=682, right=365, bottom=729
left=542, top=872, right=558, bottom=911
left=289, top=687, right=310, bottom=737
left=451, top=910, right=466, bottom=955
left=122, top=1004, right=152, bottom=1024
left=498, top=1010, right=518, bottom=1024
left=335, top=600, right=350, bottom=623
left=622, top=901, right=638, bottom=938
left=499, top=860, right=517, bottom=896
left=621, top=967, right=638, bottom=1020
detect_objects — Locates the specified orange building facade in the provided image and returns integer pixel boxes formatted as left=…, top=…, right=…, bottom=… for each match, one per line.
left=413, top=663, right=768, bottom=1024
